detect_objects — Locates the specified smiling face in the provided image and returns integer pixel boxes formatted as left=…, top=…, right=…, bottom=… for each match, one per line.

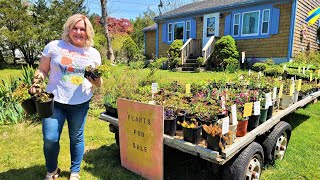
left=69, top=20, right=87, bottom=48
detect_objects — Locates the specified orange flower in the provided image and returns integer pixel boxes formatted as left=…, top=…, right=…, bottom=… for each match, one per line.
left=67, top=66, right=74, bottom=72
left=61, top=56, right=72, bottom=65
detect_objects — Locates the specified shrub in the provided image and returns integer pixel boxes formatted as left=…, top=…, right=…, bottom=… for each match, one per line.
left=167, top=40, right=183, bottom=68
left=264, top=58, right=274, bottom=65
left=129, top=60, right=145, bottom=69
left=252, top=62, right=268, bottom=72
left=121, top=37, right=139, bottom=63
left=211, top=35, right=239, bottom=70
left=223, top=57, right=239, bottom=72
left=150, top=57, right=168, bottom=69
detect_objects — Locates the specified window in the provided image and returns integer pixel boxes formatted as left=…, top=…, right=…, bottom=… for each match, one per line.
left=186, top=21, right=191, bottom=39
left=174, top=22, right=184, bottom=40
left=262, top=9, right=270, bottom=34
left=168, top=23, right=173, bottom=42
left=242, top=11, right=260, bottom=36
left=233, top=13, right=240, bottom=36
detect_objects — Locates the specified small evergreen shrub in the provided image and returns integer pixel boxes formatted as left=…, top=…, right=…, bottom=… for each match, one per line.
left=167, top=40, right=183, bottom=68
left=150, top=57, right=168, bottom=69
left=121, top=37, right=139, bottom=63
left=252, top=62, right=268, bottom=72
left=264, top=58, right=274, bottom=65
left=210, top=35, right=239, bottom=70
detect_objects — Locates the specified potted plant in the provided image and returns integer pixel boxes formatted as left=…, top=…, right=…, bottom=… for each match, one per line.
left=31, top=77, right=54, bottom=118
left=103, top=93, right=118, bottom=118
left=179, top=119, right=202, bottom=144
left=12, top=83, right=36, bottom=115
left=202, top=123, right=227, bottom=153
left=164, top=107, right=177, bottom=136
left=236, top=111, right=248, bottom=137
left=84, top=64, right=109, bottom=80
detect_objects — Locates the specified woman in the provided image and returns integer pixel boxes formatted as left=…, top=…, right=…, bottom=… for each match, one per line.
left=30, top=14, right=102, bottom=180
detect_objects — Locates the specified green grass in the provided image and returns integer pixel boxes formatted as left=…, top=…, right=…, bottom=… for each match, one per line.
left=1, top=67, right=320, bottom=179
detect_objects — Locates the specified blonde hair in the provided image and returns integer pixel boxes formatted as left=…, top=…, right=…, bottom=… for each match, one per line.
left=62, top=14, right=94, bottom=48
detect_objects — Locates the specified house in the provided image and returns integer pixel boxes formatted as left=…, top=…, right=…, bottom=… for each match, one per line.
left=143, top=0, right=320, bottom=65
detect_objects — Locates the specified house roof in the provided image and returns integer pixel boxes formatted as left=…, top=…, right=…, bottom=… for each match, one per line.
left=142, top=24, right=157, bottom=32
left=154, top=0, right=287, bottom=21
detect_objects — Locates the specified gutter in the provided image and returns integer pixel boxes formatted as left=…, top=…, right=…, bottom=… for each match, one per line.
left=154, top=0, right=291, bottom=22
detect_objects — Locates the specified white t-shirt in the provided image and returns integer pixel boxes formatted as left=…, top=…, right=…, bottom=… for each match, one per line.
left=42, top=40, right=101, bottom=105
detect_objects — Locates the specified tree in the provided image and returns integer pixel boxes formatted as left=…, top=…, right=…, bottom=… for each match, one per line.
left=100, top=0, right=115, bottom=63
left=0, top=0, right=29, bottom=64
left=130, top=9, right=157, bottom=49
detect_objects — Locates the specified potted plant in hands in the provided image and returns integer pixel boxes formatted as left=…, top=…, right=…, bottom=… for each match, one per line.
left=84, top=64, right=109, bottom=80
left=12, top=83, right=36, bottom=115
left=32, top=77, right=54, bottom=118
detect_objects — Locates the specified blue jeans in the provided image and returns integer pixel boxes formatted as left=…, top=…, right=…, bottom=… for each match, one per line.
left=42, top=100, right=90, bottom=173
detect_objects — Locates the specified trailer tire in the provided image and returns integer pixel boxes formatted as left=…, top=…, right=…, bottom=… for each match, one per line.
left=223, top=142, right=264, bottom=180
left=262, top=121, right=291, bottom=165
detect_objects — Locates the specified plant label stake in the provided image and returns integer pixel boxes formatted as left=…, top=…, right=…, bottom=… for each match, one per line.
left=310, top=73, right=313, bottom=82
left=253, top=101, right=260, bottom=115
left=283, top=64, right=286, bottom=72
left=265, top=93, right=272, bottom=108
left=297, top=79, right=302, bottom=91
left=303, top=67, right=306, bottom=75
left=185, top=83, right=191, bottom=94
left=231, top=104, right=237, bottom=125
left=248, top=70, right=251, bottom=76
left=222, top=117, right=229, bottom=135
left=273, top=87, right=277, bottom=100
left=298, top=66, right=301, bottom=74
left=243, top=102, right=253, bottom=117
left=241, top=51, right=245, bottom=63
left=279, top=84, right=283, bottom=98
left=151, top=83, right=158, bottom=100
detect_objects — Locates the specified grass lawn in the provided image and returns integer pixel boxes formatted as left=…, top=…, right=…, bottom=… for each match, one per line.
left=0, top=67, right=320, bottom=179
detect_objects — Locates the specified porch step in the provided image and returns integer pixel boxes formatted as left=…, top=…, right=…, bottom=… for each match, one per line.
left=181, top=67, right=195, bottom=71
left=186, top=59, right=197, bottom=63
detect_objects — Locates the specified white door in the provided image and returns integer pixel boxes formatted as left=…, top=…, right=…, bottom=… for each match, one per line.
left=203, top=13, right=220, bottom=48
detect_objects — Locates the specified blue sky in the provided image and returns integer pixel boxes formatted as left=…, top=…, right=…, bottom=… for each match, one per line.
left=84, top=0, right=160, bottom=20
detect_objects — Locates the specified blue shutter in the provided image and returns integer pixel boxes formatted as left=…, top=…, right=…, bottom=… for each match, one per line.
left=191, top=19, right=197, bottom=38
left=271, top=7, right=280, bottom=35
left=224, top=14, right=231, bottom=35
left=162, top=23, right=167, bottom=42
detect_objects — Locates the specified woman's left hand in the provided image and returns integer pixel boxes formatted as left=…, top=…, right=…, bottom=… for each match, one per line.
left=87, top=77, right=102, bottom=87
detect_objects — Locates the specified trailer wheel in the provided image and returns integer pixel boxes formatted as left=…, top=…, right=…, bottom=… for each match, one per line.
left=262, top=121, right=291, bottom=165
left=223, top=142, right=264, bottom=180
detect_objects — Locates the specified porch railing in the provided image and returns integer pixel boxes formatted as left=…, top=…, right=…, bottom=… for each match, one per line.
left=202, top=36, right=218, bottom=64
left=180, top=38, right=201, bottom=65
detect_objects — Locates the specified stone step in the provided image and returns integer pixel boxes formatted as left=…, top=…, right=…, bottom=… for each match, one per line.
left=182, top=63, right=198, bottom=67
left=182, top=67, right=195, bottom=71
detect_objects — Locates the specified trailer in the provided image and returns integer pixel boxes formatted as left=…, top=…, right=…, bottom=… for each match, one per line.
left=99, top=91, right=320, bottom=179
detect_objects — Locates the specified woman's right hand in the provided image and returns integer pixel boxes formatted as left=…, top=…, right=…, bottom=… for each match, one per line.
left=29, top=84, right=41, bottom=95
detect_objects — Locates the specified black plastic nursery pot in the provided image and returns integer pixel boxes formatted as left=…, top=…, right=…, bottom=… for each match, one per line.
left=164, top=116, right=177, bottom=136
left=84, top=70, right=100, bottom=80
left=259, top=109, right=268, bottom=124
left=182, top=123, right=202, bottom=144
left=176, top=110, right=186, bottom=130
left=267, top=105, right=273, bottom=120
left=21, top=98, right=37, bottom=115
left=247, top=115, right=260, bottom=132
left=35, top=99, right=54, bottom=118
left=104, top=104, right=118, bottom=118
left=200, top=119, right=218, bottom=139
left=207, top=134, right=226, bottom=153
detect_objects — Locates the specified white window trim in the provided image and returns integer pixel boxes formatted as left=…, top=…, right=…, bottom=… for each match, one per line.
left=261, top=9, right=270, bottom=35
left=241, top=10, right=260, bottom=37
left=186, top=20, right=191, bottom=39
left=173, top=21, right=185, bottom=40
left=168, top=23, right=173, bottom=42
left=233, top=13, right=240, bottom=37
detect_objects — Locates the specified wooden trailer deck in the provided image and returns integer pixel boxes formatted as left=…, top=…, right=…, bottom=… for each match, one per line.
left=99, top=91, right=320, bottom=165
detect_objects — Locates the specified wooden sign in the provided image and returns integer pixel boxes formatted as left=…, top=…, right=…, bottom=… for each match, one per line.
left=117, top=99, right=163, bottom=180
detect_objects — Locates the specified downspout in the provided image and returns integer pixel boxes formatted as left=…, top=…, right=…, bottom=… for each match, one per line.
left=144, top=32, right=146, bottom=55
left=156, top=24, right=159, bottom=58
left=288, top=0, right=297, bottom=62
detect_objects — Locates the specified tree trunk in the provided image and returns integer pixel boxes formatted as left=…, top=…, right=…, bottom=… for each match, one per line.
left=100, top=0, right=115, bottom=63
left=10, top=47, right=16, bottom=65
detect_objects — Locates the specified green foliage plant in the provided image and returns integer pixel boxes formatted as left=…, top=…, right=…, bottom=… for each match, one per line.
left=211, top=35, right=239, bottom=70
left=150, top=57, right=168, bottom=69
left=252, top=62, right=268, bottom=72
left=264, top=58, right=275, bottom=65
left=167, top=40, right=183, bottom=68
left=121, top=37, right=139, bottom=63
